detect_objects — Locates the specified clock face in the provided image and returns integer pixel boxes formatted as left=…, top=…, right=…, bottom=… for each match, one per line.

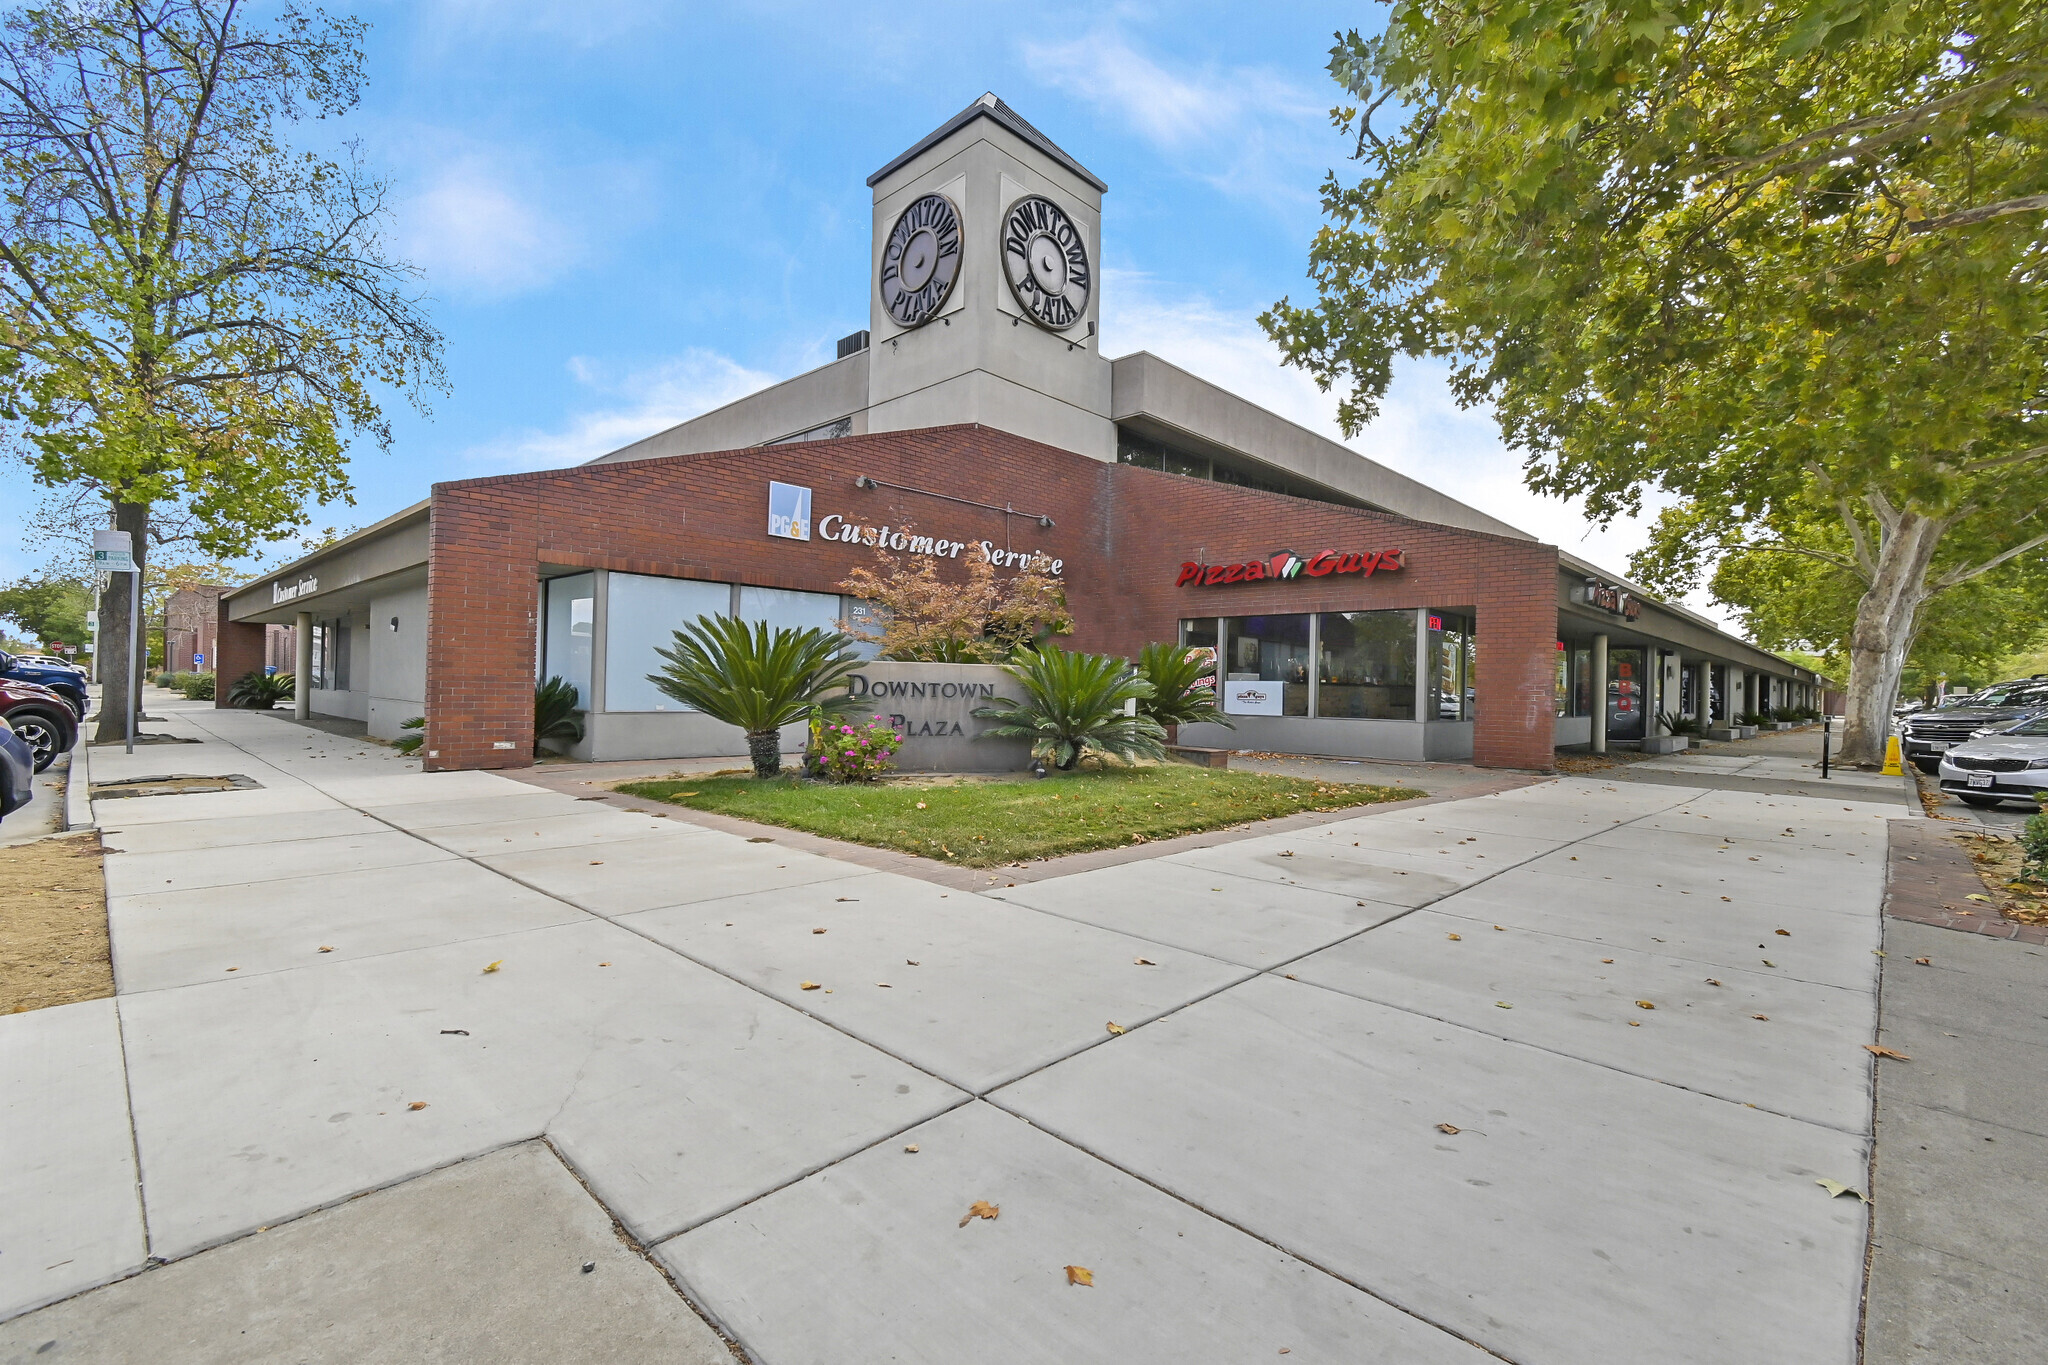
left=878, top=193, right=963, bottom=329
left=1001, top=194, right=1091, bottom=331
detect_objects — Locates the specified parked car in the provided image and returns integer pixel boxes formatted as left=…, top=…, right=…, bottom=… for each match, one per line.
left=1899, top=678, right=2048, bottom=774
left=16, top=654, right=85, bottom=674
left=0, top=648, right=90, bottom=720
left=0, top=716, right=33, bottom=820
left=1937, top=712, right=2048, bottom=808
left=0, top=677, right=80, bottom=772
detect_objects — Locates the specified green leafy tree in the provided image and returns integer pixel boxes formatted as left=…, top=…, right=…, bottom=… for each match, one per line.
left=648, top=615, right=864, bottom=778
left=1133, top=641, right=1232, bottom=731
left=0, top=2, right=444, bottom=741
left=0, top=574, right=93, bottom=647
left=973, top=646, right=1167, bottom=771
left=1262, top=1, right=2048, bottom=764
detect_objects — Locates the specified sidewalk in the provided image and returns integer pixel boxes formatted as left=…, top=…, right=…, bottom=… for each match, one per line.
left=1, top=699, right=1906, bottom=1362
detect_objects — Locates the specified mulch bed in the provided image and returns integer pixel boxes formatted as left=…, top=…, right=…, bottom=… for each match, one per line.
left=0, top=832, right=114, bottom=1012
left=1885, top=819, right=2048, bottom=945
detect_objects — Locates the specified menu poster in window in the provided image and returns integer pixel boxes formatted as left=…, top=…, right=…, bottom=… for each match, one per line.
left=1224, top=680, right=1284, bottom=715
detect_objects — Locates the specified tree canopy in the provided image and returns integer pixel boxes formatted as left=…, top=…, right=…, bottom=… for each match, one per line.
left=1263, top=0, right=2047, bottom=761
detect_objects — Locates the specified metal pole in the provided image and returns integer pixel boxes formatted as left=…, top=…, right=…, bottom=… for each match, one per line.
left=1591, top=633, right=1609, bottom=755
left=125, top=563, right=139, bottom=755
left=1820, top=713, right=1831, bottom=780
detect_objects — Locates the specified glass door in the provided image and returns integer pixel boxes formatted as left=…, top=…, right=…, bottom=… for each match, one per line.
left=1607, top=648, right=1646, bottom=741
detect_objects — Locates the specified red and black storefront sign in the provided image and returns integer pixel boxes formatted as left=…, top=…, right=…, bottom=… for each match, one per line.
left=1175, top=548, right=1405, bottom=588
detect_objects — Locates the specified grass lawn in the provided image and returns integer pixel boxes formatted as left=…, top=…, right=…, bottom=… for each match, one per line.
left=614, top=762, right=1424, bottom=867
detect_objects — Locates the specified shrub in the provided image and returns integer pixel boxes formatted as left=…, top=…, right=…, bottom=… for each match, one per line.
left=648, top=615, right=864, bottom=778
left=1736, top=711, right=1766, bottom=727
left=228, top=669, right=294, bottom=708
left=535, top=676, right=585, bottom=756
left=1134, top=642, right=1232, bottom=731
left=394, top=715, right=424, bottom=754
left=806, top=715, right=902, bottom=782
left=1656, top=709, right=1703, bottom=737
left=973, top=645, right=1167, bottom=771
left=175, top=672, right=216, bottom=700
left=153, top=671, right=173, bottom=688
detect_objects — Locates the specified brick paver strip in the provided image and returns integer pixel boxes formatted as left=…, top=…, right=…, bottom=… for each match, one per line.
left=1884, top=818, right=2048, bottom=945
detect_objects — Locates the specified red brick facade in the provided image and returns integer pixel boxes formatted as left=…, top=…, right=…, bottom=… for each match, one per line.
left=420, top=424, right=1560, bottom=773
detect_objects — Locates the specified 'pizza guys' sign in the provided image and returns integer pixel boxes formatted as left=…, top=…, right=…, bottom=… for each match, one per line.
left=1176, top=548, right=1404, bottom=587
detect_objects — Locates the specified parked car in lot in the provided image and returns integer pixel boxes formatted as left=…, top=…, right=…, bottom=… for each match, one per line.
left=0, top=677, right=80, bottom=772
left=0, top=648, right=90, bottom=719
left=1937, top=712, right=2048, bottom=808
left=0, top=716, right=34, bottom=820
left=1900, top=678, right=2048, bottom=774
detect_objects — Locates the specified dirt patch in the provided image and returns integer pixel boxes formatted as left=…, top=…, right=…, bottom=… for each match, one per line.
left=0, top=832, right=113, bottom=1013
left=1955, top=831, right=2048, bottom=925
left=1554, top=749, right=1660, bottom=775
left=92, top=773, right=262, bottom=799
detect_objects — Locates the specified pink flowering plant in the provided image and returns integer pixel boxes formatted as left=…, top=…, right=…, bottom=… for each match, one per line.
left=805, top=714, right=903, bottom=782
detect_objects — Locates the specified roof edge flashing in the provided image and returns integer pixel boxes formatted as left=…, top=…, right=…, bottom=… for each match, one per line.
left=868, top=92, right=1106, bottom=193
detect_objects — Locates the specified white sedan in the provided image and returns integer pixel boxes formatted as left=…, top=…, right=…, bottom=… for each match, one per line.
left=1937, top=713, right=2048, bottom=809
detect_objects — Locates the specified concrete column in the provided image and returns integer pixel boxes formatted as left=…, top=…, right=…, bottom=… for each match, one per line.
left=1413, top=609, right=1430, bottom=724
left=1591, top=633, right=1609, bottom=754
left=294, top=610, right=313, bottom=721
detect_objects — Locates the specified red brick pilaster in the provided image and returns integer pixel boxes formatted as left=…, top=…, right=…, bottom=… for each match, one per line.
left=213, top=603, right=268, bottom=708
left=424, top=489, right=541, bottom=771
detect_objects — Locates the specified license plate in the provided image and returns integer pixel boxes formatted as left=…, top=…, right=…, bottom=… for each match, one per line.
left=1926, top=741, right=1949, bottom=752
left=1966, top=771, right=1993, bottom=788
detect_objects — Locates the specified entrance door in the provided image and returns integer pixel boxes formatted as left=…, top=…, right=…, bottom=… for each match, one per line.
left=1607, top=648, right=1646, bottom=741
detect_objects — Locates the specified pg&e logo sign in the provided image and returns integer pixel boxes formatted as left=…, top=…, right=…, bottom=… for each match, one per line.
left=768, top=481, right=811, bottom=541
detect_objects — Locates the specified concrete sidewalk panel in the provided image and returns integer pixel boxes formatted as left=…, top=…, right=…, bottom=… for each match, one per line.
left=108, top=860, right=591, bottom=994
left=421, top=808, right=715, bottom=857
left=1863, top=1235, right=2048, bottom=1365
left=481, top=833, right=855, bottom=916
left=0, top=1000, right=146, bottom=1322
left=317, top=771, right=540, bottom=808
left=661, top=1100, right=1482, bottom=1365
left=1300, top=812, right=1568, bottom=862
left=366, top=791, right=595, bottom=832
left=0, top=1141, right=731, bottom=1364
left=96, top=807, right=389, bottom=855
left=102, top=829, right=456, bottom=899
left=621, top=872, right=1250, bottom=1093
left=998, top=975, right=1869, bottom=1365
left=1427, top=867, right=1883, bottom=991
left=1288, top=909, right=1876, bottom=1131
left=1515, top=841, right=1879, bottom=911
left=92, top=785, right=343, bottom=827
left=1170, top=840, right=1480, bottom=907
left=994, top=859, right=1409, bottom=968
left=118, top=919, right=959, bottom=1257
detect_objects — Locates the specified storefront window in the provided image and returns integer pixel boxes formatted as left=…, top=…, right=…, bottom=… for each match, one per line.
left=1317, top=611, right=1416, bottom=719
left=1555, top=643, right=1570, bottom=717
left=738, top=585, right=842, bottom=636
left=542, top=574, right=594, bottom=709
left=1221, top=614, right=1310, bottom=716
left=1572, top=646, right=1593, bottom=715
left=604, top=573, right=730, bottom=712
left=1430, top=611, right=1475, bottom=721
left=1179, top=618, right=1218, bottom=651
left=1608, top=648, right=1647, bottom=740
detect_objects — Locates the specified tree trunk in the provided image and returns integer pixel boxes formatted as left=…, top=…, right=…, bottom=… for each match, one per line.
left=92, top=500, right=149, bottom=744
left=746, top=729, right=784, bottom=779
left=1839, top=510, right=1945, bottom=766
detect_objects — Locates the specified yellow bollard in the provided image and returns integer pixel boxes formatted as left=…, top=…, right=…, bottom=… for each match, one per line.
left=1881, top=734, right=1903, bottom=776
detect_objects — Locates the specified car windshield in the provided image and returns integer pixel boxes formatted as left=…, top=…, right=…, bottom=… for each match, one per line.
left=2002, top=714, right=2048, bottom=737
left=1968, top=683, right=2046, bottom=706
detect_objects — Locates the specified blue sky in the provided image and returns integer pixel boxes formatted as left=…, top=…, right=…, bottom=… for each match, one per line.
left=0, top=0, right=1684, bottom=606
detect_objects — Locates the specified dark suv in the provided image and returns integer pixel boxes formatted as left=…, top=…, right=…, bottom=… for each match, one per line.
left=1900, top=678, right=2048, bottom=774
left=0, top=649, right=89, bottom=719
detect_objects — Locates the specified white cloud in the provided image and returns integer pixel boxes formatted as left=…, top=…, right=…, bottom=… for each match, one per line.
left=1098, top=269, right=1728, bottom=622
left=462, top=350, right=781, bottom=472
left=399, top=152, right=581, bottom=299
left=1019, top=28, right=1327, bottom=203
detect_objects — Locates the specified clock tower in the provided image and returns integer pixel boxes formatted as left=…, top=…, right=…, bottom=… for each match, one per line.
left=864, top=94, right=1115, bottom=461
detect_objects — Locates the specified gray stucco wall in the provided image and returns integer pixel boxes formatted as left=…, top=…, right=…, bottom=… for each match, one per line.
left=367, top=583, right=428, bottom=741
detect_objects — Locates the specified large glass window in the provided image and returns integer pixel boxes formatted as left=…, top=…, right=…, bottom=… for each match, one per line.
left=1430, top=612, right=1475, bottom=720
left=1179, top=618, right=1218, bottom=651
left=542, top=574, right=594, bottom=709
left=1222, top=615, right=1310, bottom=716
left=1608, top=647, right=1647, bottom=740
left=604, top=573, right=731, bottom=712
left=1317, top=611, right=1416, bottom=719
left=1555, top=643, right=1571, bottom=717
left=738, top=585, right=841, bottom=635
left=1573, top=646, right=1593, bottom=716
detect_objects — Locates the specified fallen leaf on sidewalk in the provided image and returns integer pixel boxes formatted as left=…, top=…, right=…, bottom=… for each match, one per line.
left=1446, top=933, right=1462, bottom=941
left=1635, top=1000, right=1655, bottom=1009
left=1105, top=1021, right=1126, bottom=1035
left=318, top=946, right=334, bottom=953
left=1494, top=1001, right=1512, bottom=1009
left=1966, top=893, right=1992, bottom=902
left=483, top=960, right=502, bottom=974
left=1705, top=978, right=1722, bottom=986
left=1775, top=929, right=1790, bottom=936
left=1435, top=1122, right=1460, bottom=1134
left=959, top=1201, right=999, bottom=1227
left=1865, top=1044, right=1912, bottom=1060
left=589, top=860, right=604, bottom=866
left=747, top=837, right=775, bottom=843
left=906, top=959, right=921, bottom=966
left=408, top=1101, right=428, bottom=1111
left=903, top=1144, right=919, bottom=1153
left=1753, top=1014, right=1770, bottom=1021
left=1816, top=1179, right=1867, bottom=1201
left=1628, top=1020, right=1641, bottom=1027
left=813, top=927, right=826, bottom=934
left=800, top=981, right=821, bottom=991
left=1493, top=925, right=1505, bottom=931
left=1065, top=1265, right=1093, bottom=1286
left=876, top=982, right=892, bottom=988
left=1913, top=957, right=1931, bottom=965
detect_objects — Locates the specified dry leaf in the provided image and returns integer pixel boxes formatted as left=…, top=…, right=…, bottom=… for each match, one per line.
left=959, top=1201, right=1000, bottom=1227
left=483, top=960, right=502, bottom=974
left=1494, top=1001, right=1512, bottom=1009
left=1627, top=1020, right=1641, bottom=1027
left=1602, top=958, right=1615, bottom=964
left=1493, top=925, right=1504, bottom=931
left=1752, top=1014, right=1770, bottom=1021
left=813, top=927, right=827, bottom=934
left=1435, top=1122, right=1460, bottom=1134
left=1705, top=978, right=1722, bottom=986
left=1064, top=1264, right=1093, bottom=1286
left=915, top=801, right=927, bottom=809
left=903, top=1144, right=919, bottom=1154
left=906, top=959, right=921, bottom=966
left=1446, top=932, right=1462, bottom=941
left=1816, top=1179, right=1867, bottom=1201
left=1913, top=957, right=1931, bottom=966
left=598, top=961, right=611, bottom=967
left=800, top=981, right=821, bottom=991
left=1965, top=893, right=1992, bottom=902
left=407, top=1101, right=428, bottom=1111
left=1865, top=1044, right=1912, bottom=1060
left=1721, top=896, right=1732, bottom=902
left=1775, top=929, right=1790, bottom=936
left=1636, top=1000, right=1655, bottom=1010
left=1105, top=1021, right=1126, bottom=1035
left=877, top=982, right=892, bottom=988
left=589, top=860, right=604, bottom=866
left=1278, top=850, right=1295, bottom=857
left=317, top=946, right=334, bottom=953
left=1133, top=957, right=1157, bottom=966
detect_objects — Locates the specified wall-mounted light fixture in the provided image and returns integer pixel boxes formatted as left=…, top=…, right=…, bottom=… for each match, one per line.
left=389, top=616, right=399, bottom=632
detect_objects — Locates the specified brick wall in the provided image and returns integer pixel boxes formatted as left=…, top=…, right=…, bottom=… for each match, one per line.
left=423, top=424, right=1559, bottom=772
left=212, top=603, right=268, bottom=706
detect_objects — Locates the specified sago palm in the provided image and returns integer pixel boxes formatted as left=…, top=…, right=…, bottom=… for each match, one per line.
left=1134, top=641, right=1232, bottom=730
left=649, top=615, right=863, bottom=777
left=973, top=645, right=1167, bottom=771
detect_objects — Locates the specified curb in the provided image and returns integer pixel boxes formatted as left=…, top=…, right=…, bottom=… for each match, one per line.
left=63, top=736, right=93, bottom=832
